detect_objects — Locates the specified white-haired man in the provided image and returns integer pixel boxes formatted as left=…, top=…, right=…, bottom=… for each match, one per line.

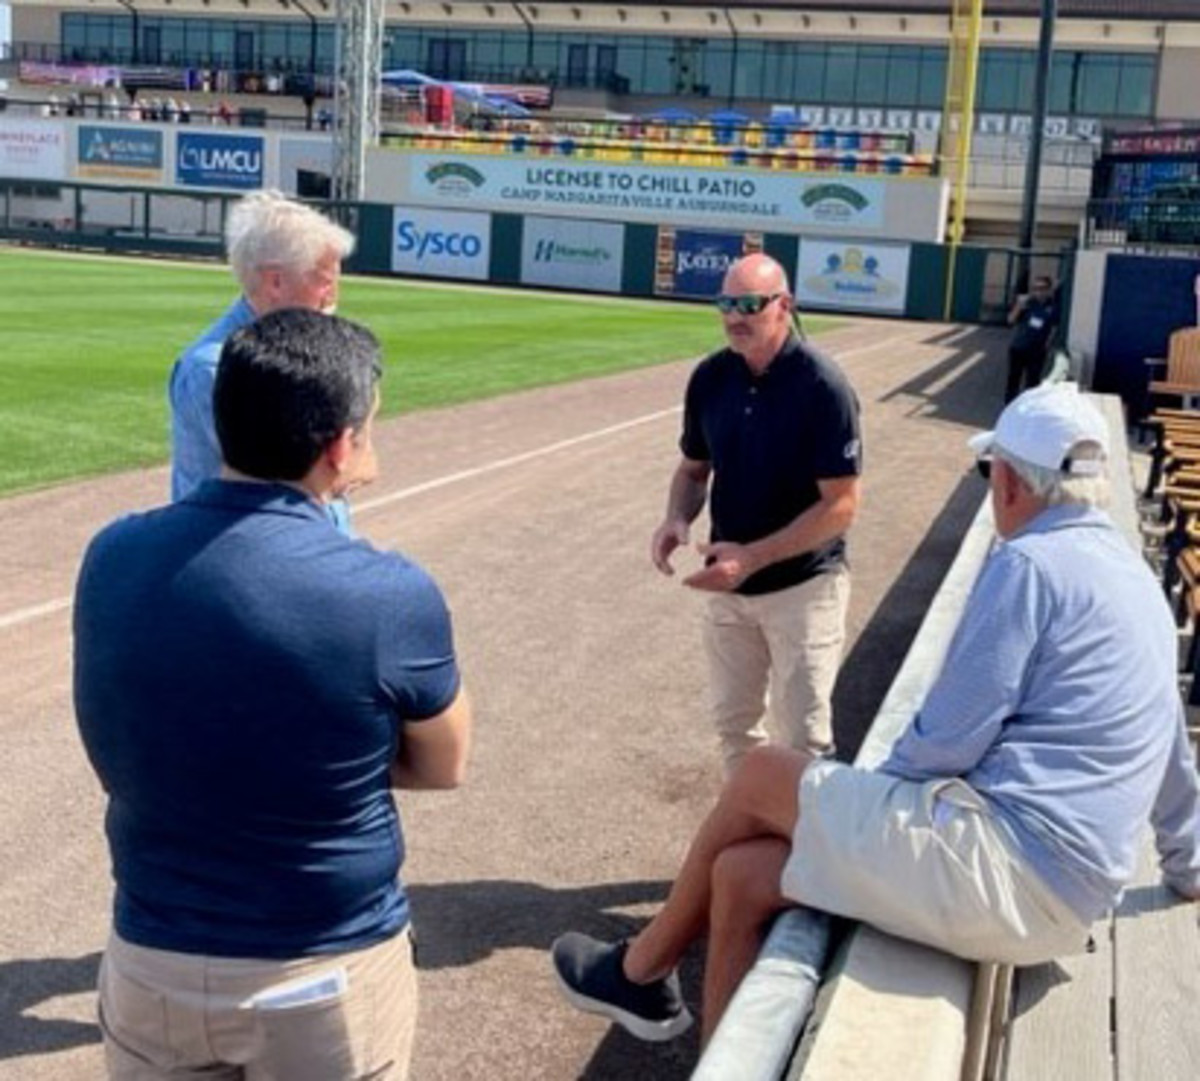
left=169, top=189, right=356, bottom=530
left=554, top=383, right=1199, bottom=1048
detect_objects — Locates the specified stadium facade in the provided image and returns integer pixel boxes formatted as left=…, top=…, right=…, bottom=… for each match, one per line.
left=2, top=0, right=1198, bottom=242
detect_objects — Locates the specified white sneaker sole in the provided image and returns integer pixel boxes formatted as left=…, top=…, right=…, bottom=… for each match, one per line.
left=554, top=968, right=694, bottom=1043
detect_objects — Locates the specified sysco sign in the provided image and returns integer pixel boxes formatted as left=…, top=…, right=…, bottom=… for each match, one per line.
left=396, top=220, right=484, bottom=259
left=391, top=207, right=491, bottom=280
left=176, top=132, right=264, bottom=189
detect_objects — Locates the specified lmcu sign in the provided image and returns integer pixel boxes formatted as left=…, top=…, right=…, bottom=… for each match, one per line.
left=176, top=132, right=264, bottom=189
left=391, top=206, right=491, bottom=280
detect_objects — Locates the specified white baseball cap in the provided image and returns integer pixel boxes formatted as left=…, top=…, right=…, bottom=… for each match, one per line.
left=968, top=383, right=1109, bottom=476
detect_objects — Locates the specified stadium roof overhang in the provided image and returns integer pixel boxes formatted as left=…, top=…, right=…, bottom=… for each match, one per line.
left=9, top=0, right=1199, bottom=42
left=12, top=0, right=1200, bottom=16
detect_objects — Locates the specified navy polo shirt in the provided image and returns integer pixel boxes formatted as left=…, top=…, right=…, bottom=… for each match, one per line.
left=73, top=480, right=460, bottom=958
left=681, top=335, right=862, bottom=596
left=1011, top=296, right=1059, bottom=353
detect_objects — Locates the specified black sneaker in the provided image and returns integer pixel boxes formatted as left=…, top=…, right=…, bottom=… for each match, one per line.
left=551, top=932, right=693, bottom=1042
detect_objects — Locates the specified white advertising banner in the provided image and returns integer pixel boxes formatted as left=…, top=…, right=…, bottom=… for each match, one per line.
left=391, top=205, right=491, bottom=280
left=520, top=217, right=625, bottom=293
left=0, top=119, right=66, bottom=180
left=795, top=239, right=911, bottom=314
left=400, top=153, right=892, bottom=235
left=278, top=137, right=333, bottom=197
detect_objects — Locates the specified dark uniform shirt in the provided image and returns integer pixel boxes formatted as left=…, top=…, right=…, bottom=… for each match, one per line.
left=74, top=480, right=460, bottom=958
left=1011, top=295, right=1059, bottom=353
left=680, top=334, right=862, bottom=596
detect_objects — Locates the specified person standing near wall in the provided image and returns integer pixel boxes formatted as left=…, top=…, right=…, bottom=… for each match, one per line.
left=1005, top=275, right=1060, bottom=403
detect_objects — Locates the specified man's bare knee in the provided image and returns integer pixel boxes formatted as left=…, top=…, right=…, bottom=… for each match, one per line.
left=722, top=745, right=808, bottom=836
left=711, top=841, right=787, bottom=920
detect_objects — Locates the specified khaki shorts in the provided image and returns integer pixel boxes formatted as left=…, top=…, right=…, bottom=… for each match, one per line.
left=99, top=928, right=417, bottom=1080
left=780, top=761, right=1092, bottom=965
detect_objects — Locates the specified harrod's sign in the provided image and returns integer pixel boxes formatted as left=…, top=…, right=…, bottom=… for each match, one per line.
left=382, top=151, right=946, bottom=241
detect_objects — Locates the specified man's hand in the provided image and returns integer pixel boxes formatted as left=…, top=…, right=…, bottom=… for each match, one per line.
left=683, top=541, right=758, bottom=592
left=651, top=519, right=690, bottom=576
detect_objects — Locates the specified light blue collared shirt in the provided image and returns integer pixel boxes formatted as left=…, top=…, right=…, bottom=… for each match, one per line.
left=881, top=504, right=1200, bottom=921
left=168, top=297, right=352, bottom=535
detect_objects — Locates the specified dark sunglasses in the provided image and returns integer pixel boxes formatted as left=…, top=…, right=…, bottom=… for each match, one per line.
left=714, top=292, right=783, bottom=316
left=975, top=456, right=993, bottom=480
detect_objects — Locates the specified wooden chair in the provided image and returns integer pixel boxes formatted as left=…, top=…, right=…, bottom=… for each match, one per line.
left=1146, top=327, right=1200, bottom=404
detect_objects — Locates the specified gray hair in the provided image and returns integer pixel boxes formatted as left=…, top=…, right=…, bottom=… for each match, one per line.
left=998, top=441, right=1110, bottom=508
left=225, top=190, right=355, bottom=293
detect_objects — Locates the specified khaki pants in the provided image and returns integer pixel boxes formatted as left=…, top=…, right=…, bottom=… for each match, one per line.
left=99, top=928, right=417, bottom=1081
left=703, top=568, right=850, bottom=776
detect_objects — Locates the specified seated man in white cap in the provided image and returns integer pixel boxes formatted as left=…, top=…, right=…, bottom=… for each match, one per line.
left=552, top=382, right=1200, bottom=1049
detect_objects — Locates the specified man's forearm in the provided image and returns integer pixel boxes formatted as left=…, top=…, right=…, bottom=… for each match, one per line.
left=747, top=490, right=857, bottom=570
left=666, top=469, right=708, bottom=526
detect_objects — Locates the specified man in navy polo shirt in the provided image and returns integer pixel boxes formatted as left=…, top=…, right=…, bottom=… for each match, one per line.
left=1005, top=274, right=1060, bottom=403
left=74, top=309, right=472, bottom=1081
left=651, top=253, right=862, bottom=774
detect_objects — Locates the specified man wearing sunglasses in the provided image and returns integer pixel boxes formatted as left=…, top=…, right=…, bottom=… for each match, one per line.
left=650, top=253, right=862, bottom=775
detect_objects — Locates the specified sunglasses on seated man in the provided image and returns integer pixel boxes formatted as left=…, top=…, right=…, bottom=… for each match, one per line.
left=714, top=292, right=784, bottom=316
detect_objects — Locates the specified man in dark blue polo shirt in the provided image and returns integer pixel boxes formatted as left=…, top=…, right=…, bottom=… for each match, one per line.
left=1005, top=274, right=1060, bottom=403
left=74, top=309, right=472, bottom=1081
left=651, top=253, right=862, bottom=775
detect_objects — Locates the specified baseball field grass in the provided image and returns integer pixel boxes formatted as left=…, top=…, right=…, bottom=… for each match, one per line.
left=0, top=246, right=838, bottom=497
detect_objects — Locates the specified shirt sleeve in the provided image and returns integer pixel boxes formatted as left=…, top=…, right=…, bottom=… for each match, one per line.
left=379, top=561, right=462, bottom=723
left=880, top=545, right=1045, bottom=781
left=1151, top=705, right=1200, bottom=897
left=808, top=367, right=863, bottom=479
left=679, top=366, right=710, bottom=463
left=169, top=345, right=222, bottom=500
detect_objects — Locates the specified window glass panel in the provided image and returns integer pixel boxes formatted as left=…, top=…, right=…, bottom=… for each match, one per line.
left=979, top=49, right=1021, bottom=111
left=886, top=47, right=920, bottom=107
left=529, top=38, right=557, bottom=74
left=855, top=46, right=887, bottom=105
left=825, top=45, right=856, bottom=105
left=474, top=34, right=501, bottom=76
left=498, top=31, right=528, bottom=72
left=706, top=41, right=733, bottom=102
left=734, top=41, right=763, bottom=100
left=1077, top=54, right=1119, bottom=115
left=261, top=25, right=287, bottom=66
left=111, top=20, right=132, bottom=60
left=62, top=14, right=87, bottom=51
left=210, top=26, right=234, bottom=67
left=160, top=19, right=185, bottom=63
left=1048, top=53, right=1074, bottom=113
left=793, top=46, right=826, bottom=104
left=1116, top=56, right=1154, bottom=117
left=917, top=49, right=946, bottom=108
left=763, top=42, right=790, bottom=102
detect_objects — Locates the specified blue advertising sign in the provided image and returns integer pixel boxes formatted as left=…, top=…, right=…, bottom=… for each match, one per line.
left=77, top=125, right=162, bottom=178
left=672, top=230, right=745, bottom=298
left=176, top=132, right=264, bottom=190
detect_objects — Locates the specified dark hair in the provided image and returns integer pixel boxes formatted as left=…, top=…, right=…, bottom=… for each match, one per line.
left=214, top=308, right=382, bottom=481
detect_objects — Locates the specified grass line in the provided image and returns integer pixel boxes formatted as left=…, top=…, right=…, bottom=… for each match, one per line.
left=0, top=248, right=838, bottom=497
